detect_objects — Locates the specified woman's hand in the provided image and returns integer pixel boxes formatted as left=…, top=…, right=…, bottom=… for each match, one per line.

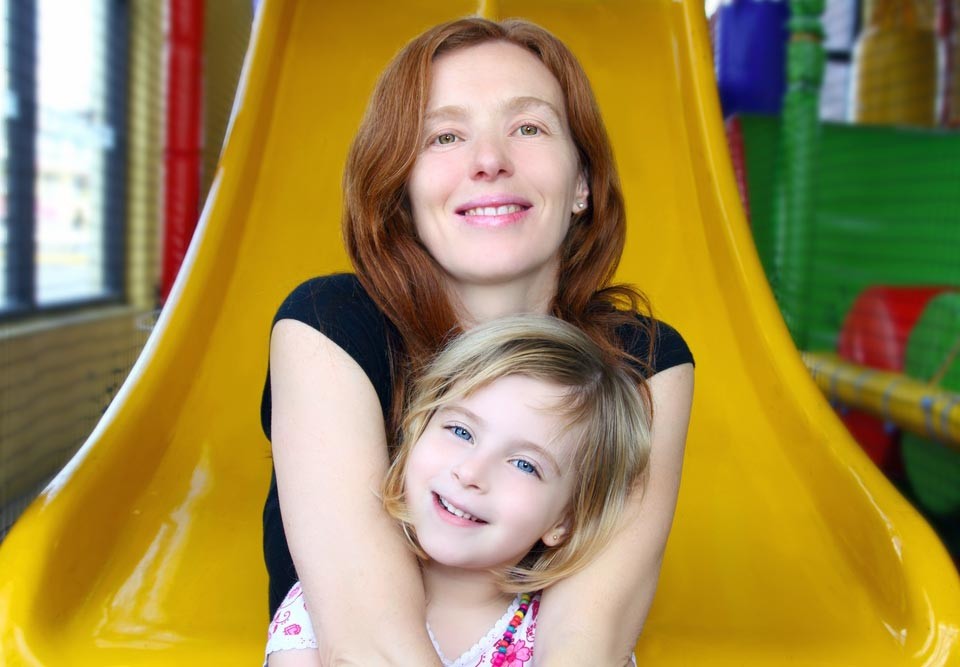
left=270, top=319, right=443, bottom=666
left=533, top=363, right=694, bottom=666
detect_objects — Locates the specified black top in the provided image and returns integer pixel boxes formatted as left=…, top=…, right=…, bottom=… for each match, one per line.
left=261, top=273, right=694, bottom=616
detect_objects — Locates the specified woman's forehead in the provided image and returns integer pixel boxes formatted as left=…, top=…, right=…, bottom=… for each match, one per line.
left=426, top=41, right=566, bottom=114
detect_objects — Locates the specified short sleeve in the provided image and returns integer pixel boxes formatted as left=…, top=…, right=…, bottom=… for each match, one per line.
left=617, top=316, right=694, bottom=378
left=260, top=274, right=393, bottom=441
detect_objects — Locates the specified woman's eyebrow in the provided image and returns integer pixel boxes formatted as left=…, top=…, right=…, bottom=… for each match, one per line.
left=424, top=97, right=563, bottom=125
left=423, top=105, right=469, bottom=125
left=502, top=96, right=563, bottom=122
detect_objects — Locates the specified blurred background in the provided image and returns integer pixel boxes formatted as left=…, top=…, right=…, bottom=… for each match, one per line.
left=0, top=0, right=957, bottom=570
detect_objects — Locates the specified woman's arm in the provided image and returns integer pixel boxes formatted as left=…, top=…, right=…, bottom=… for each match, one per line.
left=270, top=319, right=443, bottom=666
left=534, top=363, right=694, bottom=666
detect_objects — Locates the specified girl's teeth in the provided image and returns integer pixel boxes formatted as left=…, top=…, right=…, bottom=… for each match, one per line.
left=439, top=496, right=478, bottom=521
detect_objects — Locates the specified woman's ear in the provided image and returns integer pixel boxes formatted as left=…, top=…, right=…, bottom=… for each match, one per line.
left=571, top=169, right=590, bottom=214
left=541, top=516, right=571, bottom=547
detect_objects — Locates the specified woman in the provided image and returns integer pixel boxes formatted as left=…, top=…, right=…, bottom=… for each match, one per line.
left=262, top=17, right=694, bottom=666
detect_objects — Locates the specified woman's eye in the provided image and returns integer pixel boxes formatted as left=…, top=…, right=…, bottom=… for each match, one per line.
left=449, top=425, right=473, bottom=442
left=518, top=124, right=540, bottom=137
left=512, top=459, right=540, bottom=477
left=434, top=132, right=457, bottom=145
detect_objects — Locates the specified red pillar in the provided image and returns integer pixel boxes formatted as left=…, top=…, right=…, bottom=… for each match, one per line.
left=161, top=0, right=204, bottom=303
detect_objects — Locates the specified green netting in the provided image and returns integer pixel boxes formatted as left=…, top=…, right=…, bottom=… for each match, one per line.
left=740, top=116, right=960, bottom=352
left=902, top=292, right=960, bottom=517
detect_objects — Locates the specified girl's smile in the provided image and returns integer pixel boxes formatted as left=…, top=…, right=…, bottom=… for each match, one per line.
left=403, top=375, right=579, bottom=571
left=433, top=492, right=488, bottom=525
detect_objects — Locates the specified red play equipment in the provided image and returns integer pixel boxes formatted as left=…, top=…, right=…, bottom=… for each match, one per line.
left=836, top=286, right=947, bottom=472
left=161, top=0, right=205, bottom=303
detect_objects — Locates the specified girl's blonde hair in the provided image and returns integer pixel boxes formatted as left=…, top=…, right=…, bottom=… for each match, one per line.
left=382, top=316, right=651, bottom=592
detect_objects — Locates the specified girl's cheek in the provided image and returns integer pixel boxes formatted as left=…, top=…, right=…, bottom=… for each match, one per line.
left=406, top=438, right=441, bottom=479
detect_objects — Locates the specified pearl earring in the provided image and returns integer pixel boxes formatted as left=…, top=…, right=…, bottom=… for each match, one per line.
left=576, top=201, right=586, bottom=209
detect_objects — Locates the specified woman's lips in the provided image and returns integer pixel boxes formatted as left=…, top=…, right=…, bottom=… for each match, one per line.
left=457, top=204, right=531, bottom=228
left=459, top=204, right=526, bottom=217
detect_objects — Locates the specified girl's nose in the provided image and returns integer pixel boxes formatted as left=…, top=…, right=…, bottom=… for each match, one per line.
left=469, top=133, right=513, bottom=181
left=450, top=453, right=490, bottom=492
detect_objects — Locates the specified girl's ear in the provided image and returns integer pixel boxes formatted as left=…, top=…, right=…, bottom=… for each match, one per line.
left=541, top=516, right=571, bottom=547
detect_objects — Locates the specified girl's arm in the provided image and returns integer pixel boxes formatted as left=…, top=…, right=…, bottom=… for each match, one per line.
left=270, top=319, right=443, bottom=666
left=534, top=363, right=694, bottom=666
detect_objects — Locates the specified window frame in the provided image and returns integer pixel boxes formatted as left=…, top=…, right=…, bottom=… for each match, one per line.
left=1, top=0, right=129, bottom=321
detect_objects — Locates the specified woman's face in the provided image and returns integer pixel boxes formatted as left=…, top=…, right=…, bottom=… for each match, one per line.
left=407, top=41, right=588, bottom=297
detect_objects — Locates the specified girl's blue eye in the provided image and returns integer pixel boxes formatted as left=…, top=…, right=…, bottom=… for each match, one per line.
left=512, top=459, right=539, bottom=477
left=518, top=124, right=540, bottom=136
left=435, top=133, right=457, bottom=145
left=450, top=425, right=473, bottom=442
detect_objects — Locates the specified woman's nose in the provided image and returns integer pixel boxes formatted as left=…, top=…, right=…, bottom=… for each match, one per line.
left=469, top=133, right=513, bottom=181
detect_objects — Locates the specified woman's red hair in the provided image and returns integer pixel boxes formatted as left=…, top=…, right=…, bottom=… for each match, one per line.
left=342, top=17, right=653, bottom=434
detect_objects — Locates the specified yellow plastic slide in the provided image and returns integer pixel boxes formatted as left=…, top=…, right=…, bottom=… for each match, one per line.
left=2, top=0, right=958, bottom=664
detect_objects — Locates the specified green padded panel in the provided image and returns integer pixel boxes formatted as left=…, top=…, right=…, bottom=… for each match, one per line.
left=740, top=115, right=960, bottom=352
left=902, top=292, right=960, bottom=516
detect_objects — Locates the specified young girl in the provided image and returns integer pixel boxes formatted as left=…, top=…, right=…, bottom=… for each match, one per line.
left=266, top=316, right=650, bottom=666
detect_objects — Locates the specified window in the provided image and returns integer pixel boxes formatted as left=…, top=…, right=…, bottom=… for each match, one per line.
left=1, top=0, right=127, bottom=317
left=820, top=0, right=861, bottom=122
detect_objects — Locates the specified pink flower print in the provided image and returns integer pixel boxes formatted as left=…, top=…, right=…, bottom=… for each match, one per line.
left=497, top=639, right=532, bottom=666
left=283, top=624, right=302, bottom=636
left=278, top=583, right=304, bottom=609
left=524, top=597, right=539, bottom=643
left=269, top=610, right=291, bottom=636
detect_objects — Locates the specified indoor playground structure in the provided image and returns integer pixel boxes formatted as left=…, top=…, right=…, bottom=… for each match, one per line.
left=1, top=0, right=959, bottom=665
left=716, top=0, right=960, bottom=560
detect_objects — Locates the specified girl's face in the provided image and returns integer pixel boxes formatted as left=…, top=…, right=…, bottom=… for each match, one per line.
left=407, top=41, right=589, bottom=296
left=403, top=375, right=579, bottom=571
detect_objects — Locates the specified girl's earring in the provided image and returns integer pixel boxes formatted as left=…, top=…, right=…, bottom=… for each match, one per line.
left=576, top=201, right=586, bottom=209
left=552, top=533, right=559, bottom=542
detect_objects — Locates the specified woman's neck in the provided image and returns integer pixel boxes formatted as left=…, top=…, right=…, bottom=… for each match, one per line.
left=449, top=275, right=557, bottom=328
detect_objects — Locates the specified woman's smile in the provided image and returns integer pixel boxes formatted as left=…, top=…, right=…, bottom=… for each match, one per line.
left=456, top=194, right=533, bottom=228
left=407, top=41, right=588, bottom=296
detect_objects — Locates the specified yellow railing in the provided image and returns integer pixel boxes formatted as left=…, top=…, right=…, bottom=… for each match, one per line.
left=803, top=351, right=960, bottom=450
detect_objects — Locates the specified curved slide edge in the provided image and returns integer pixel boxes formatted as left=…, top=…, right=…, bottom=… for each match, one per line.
left=0, top=1, right=958, bottom=664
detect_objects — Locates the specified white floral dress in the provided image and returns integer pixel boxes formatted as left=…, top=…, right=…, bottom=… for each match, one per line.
left=265, top=582, right=538, bottom=666
left=265, top=582, right=637, bottom=666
